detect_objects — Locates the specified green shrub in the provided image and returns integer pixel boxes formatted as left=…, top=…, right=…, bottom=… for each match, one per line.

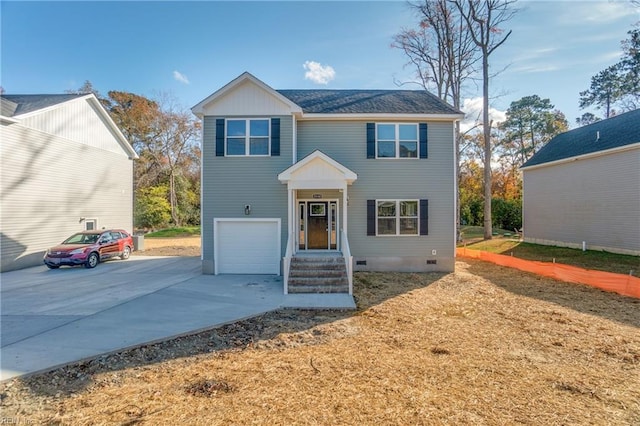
left=135, top=186, right=171, bottom=229
left=491, top=198, right=522, bottom=231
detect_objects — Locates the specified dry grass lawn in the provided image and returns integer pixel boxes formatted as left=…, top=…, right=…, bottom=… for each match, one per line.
left=133, top=236, right=201, bottom=257
left=2, top=259, right=639, bottom=425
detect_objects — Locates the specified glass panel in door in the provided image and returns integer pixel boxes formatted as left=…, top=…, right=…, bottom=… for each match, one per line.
left=330, top=202, right=337, bottom=250
left=298, top=202, right=305, bottom=250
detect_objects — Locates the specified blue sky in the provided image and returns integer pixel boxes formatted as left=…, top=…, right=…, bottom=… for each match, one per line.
left=1, top=1, right=638, bottom=127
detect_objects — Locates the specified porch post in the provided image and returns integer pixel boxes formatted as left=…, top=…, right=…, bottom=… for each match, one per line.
left=342, top=186, right=348, bottom=236
left=288, top=187, right=293, bottom=254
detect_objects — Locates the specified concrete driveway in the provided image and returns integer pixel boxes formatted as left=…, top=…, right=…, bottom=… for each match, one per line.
left=1, top=256, right=354, bottom=381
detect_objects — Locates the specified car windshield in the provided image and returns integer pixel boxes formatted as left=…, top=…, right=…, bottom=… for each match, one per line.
left=63, top=233, right=100, bottom=244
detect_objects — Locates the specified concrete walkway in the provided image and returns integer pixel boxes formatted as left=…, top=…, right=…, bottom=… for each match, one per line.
left=0, top=256, right=355, bottom=381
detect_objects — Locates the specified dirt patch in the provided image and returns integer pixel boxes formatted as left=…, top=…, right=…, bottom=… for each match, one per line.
left=2, top=260, right=639, bottom=425
left=132, top=236, right=201, bottom=257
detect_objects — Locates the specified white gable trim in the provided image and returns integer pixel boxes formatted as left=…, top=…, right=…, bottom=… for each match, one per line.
left=12, top=94, right=137, bottom=159
left=278, top=150, right=357, bottom=190
left=0, top=115, right=19, bottom=124
left=191, top=72, right=302, bottom=118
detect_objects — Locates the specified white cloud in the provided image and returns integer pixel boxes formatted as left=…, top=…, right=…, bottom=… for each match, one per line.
left=566, top=2, right=638, bottom=24
left=512, top=64, right=560, bottom=74
left=303, top=61, right=336, bottom=85
left=173, top=70, right=190, bottom=85
left=460, top=97, right=507, bottom=133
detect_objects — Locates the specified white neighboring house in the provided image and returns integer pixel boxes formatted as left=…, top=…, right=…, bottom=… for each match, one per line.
left=1, top=94, right=138, bottom=271
left=521, top=109, right=640, bottom=256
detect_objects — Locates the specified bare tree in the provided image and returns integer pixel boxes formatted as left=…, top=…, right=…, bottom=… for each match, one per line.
left=393, top=0, right=478, bottom=108
left=148, top=93, right=201, bottom=226
left=393, top=0, right=479, bottom=239
left=450, top=0, right=517, bottom=240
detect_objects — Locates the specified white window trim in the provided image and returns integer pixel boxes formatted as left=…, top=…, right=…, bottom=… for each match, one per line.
left=375, top=123, right=419, bottom=160
left=225, top=118, right=271, bottom=157
left=375, top=199, right=419, bottom=236
left=84, top=218, right=98, bottom=231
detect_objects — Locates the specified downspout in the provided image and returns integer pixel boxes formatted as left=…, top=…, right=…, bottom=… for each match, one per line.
left=200, top=118, right=204, bottom=260
left=453, top=120, right=458, bottom=254
left=292, top=114, right=297, bottom=165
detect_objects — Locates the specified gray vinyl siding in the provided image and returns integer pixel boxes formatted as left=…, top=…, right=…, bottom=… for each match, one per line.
left=523, top=147, right=640, bottom=255
left=201, top=115, right=293, bottom=274
left=1, top=122, right=134, bottom=271
left=296, top=120, right=455, bottom=270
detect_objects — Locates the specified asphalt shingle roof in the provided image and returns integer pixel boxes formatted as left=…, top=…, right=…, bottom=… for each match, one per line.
left=277, top=89, right=461, bottom=115
left=522, top=109, right=640, bottom=168
left=0, top=94, right=85, bottom=117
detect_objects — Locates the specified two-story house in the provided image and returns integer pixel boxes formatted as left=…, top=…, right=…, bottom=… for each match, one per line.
left=521, top=109, right=640, bottom=256
left=1, top=94, right=137, bottom=272
left=192, top=72, right=463, bottom=294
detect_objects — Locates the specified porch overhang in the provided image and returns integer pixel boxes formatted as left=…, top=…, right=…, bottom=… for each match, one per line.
left=277, top=150, right=357, bottom=189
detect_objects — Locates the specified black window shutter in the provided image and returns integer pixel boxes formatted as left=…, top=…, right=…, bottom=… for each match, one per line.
left=419, top=123, right=428, bottom=159
left=215, top=119, right=225, bottom=157
left=367, top=200, right=376, bottom=236
left=366, top=123, right=375, bottom=159
left=420, top=199, right=429, bottom=235
left=271, top=118, right=280, bottom=156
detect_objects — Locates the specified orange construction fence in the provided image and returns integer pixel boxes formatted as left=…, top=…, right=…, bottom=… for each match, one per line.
left=457, top=247, right=640, bottom=299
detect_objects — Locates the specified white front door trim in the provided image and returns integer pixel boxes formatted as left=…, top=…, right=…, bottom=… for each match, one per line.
left=297, top=198, right=340, bottom=251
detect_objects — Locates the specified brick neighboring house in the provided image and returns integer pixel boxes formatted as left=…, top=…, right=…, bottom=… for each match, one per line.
left=521, top=109, right=640, bottom=256
left=1, top=94, right=137, bottom=271
left=192, top=72, right=463, bottom=294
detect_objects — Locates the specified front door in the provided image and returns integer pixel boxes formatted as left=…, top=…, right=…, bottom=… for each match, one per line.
left=298, top=200, right=338, bottom=250
left=308, top=202, right=328, bottom=249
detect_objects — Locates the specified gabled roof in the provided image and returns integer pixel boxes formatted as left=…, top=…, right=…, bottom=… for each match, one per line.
left=1, top=94, right=86, bottom=117
left=191, top=72, right=303, bottom=117
left=277, top=89, right=461, bottom=115
left=192, top=71, right=463, bottom=119
left=278, top=150, right=357, bottom=190
left=522, top=109, right=640, bottom=169
left=1, top=93, right=138, bottom=159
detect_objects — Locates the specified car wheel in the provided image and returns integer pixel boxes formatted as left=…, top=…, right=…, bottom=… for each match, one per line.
left=121, top=246, right=131, bottom=260
left=85, top=252, right=99, bottom=269
left=46, top=264, right=60, bottom=269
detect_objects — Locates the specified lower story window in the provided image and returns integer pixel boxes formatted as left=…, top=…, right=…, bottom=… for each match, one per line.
left=377, top=200, right=418, bottom=235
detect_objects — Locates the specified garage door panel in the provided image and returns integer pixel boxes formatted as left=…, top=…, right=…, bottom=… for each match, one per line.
left=215, top=219, right=280, bottom=274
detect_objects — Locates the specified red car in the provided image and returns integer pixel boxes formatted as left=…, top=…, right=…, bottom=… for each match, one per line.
left=43, top=229, right=134, bottom=269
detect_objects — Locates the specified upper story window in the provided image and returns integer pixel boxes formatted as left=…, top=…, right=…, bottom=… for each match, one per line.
left=226, top=119, right=270, bottom=156
left=376, top=123, right=418, bottom=158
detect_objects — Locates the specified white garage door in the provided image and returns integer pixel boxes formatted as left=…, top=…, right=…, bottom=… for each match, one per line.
left=215, top=219, right=281, bottom=274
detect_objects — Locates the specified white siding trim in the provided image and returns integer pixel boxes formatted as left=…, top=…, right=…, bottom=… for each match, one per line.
left=0, top=115, right=19, bottom=124
left=298, top=113, right=464, bottom=121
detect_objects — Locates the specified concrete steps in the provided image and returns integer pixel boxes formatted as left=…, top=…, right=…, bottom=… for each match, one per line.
left=288, top=255, right=349, bottom=294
